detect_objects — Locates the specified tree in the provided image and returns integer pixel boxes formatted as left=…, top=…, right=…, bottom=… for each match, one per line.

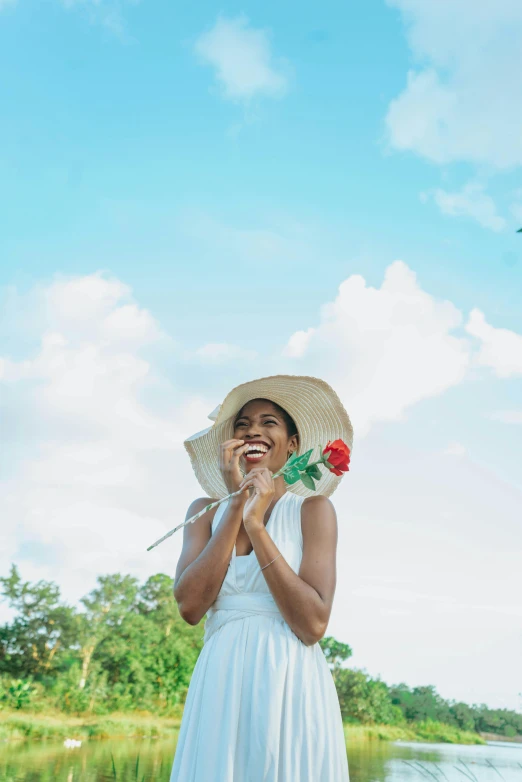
left=319, top=635, right=352, bottom=685
left=0, top=565, right=77, bottom=679
left=450, top=701, right=476, bottom=732
left=77, top=574, right=140, bottom=689
left=76, top=573, right=204, bottom=711
left=137, top=574, right=204, bottom=707
left=335, top=668, right=404, bottom=725
left=389, top=683, right=452, bottom=724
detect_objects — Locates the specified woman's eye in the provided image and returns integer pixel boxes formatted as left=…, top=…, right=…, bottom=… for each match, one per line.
left=265, top=421, right=277, bottom=425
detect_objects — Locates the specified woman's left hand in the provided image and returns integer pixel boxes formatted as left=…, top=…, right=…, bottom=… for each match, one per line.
left=239, top=467, right=275, bottom=530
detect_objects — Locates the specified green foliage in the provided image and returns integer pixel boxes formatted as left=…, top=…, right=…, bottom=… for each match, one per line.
left=319, top=635, right=352, bottom=683
left=334, top=668, right=405, bottom=726
left=283, top=449, right=321, bottom=488
left=299, top=472, right=316, bottom=491
left=388, top=682, right=522, bottom=738
left=0, top=566, right=203, bottom=717
left=0, top=565, right=78, bottom=680
left=305, top=464, right=322, bottom=481
left=389, top=683, right=452, bottom=724
left=0, top=678, right=38, bottom=711
left=282, top=467, right=301, bottom=485
left=0, top=563, right=520, bottom=742
left=283, top=448, right=314, bottom=472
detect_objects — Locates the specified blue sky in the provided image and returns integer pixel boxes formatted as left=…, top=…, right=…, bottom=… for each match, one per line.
left=1, top=0, right=521, bottom=712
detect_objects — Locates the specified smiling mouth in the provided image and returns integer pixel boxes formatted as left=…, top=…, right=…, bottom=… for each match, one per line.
left=243, top=445, right=271, bottom=462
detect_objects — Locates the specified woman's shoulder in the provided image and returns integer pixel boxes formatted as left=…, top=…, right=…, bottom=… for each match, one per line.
left=186, top=496, right=221, bottom=524
left=301, top=494, right=335, bottom=512
left=297, top=496, right=338, bottom=562
left=300, top=495, right=337, bottom=537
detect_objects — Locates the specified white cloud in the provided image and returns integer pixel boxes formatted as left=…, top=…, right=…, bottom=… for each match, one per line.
left=282, top=328, right=315, bottom=358
left=281, top=263, right=522, bottom=437
left=489, top=410, right=522, bottom=424
left=386, top=0, right=522, bottom=168
left=281, top=260, right=471, bottom=436
left=193, top=342, right=257, bottom=363
left=194, top=15, right=289, bottom=102
left=423, top=182, right=507, bottom=232
left=0, top=273, right=212, bottom=603
left=465, top=308, right=522, bottom=377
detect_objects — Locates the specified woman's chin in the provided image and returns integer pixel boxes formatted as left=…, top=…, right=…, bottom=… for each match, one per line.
left=243, top=456, right=274, bottom=471
left=244, top=460, right=269, bottom=471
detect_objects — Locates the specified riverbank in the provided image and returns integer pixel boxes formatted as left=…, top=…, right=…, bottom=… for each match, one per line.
left=344, top=721, right=485, bottom=745
left=479, top=731, right=522, bottom=743
left=0, top=711, right=183, bottom=742
left=0, top=711, right=487, bottom=745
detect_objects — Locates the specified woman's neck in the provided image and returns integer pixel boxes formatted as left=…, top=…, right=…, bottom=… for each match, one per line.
left=271, top=474, right=288, bottom=505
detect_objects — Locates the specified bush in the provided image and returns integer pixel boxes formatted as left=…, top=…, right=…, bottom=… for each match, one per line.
left=0, top=677, right=39, bottom=711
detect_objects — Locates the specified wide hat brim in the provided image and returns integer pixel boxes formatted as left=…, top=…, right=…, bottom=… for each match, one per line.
left=184, top=374, right=354, bottom=500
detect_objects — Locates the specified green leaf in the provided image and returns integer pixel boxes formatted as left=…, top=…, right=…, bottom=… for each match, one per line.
left=284, top=452, right=301, bottom=467
left=306, top=464, right=322, bottom=480
left=300, top=472, right=316, bottom=491
left=290, top=448, right=314, bottom=471
left=283, top=467, right=301, bottom=485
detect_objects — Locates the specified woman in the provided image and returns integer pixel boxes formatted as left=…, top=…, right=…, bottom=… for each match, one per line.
left=171, top=374, right=353, bottom=781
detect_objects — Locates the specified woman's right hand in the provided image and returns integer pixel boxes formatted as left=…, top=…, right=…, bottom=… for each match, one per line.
left=219, top=439, right=251, bottom=494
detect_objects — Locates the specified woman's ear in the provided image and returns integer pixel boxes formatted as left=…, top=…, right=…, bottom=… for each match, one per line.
left=289, top=435, right=299, bottom=455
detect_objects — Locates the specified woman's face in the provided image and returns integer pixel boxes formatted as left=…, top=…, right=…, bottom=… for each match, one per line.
left=233, top=399, right=298, bottom=475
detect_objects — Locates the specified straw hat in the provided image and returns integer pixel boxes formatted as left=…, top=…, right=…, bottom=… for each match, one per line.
left=184, top=374, right=353, bottom=499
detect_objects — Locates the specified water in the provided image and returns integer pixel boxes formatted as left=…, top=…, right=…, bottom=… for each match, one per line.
left=348, top=739, right=522, bottom=782
left=0, top=735, right=520, bottom=781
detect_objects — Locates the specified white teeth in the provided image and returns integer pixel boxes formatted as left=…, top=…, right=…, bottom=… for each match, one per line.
left=245, top=444, right=269, bottom=459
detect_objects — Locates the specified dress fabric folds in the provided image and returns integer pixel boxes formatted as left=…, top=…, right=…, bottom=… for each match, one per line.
left=170, top=490, right=350, bottom=782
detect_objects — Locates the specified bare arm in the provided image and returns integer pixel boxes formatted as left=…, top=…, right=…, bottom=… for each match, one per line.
left=246, top=495, right=337, bottom=646
left=173, top=494, right=248, bottom=625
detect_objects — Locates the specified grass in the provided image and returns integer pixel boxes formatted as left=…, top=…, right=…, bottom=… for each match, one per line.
left=0, top=711, right=182, bottom=742
left=344, top=720, right=486, bottom=745
left=0, top=711, right=489, bottom=746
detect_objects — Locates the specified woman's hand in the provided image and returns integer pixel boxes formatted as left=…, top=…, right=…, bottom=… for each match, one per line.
left=219, top=439, right=251, bottom=494
left=239, top=467, right=276, bottom=529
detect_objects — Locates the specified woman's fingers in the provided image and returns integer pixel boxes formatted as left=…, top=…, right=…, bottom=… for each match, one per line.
left=232, top=443, right=250, bottom=459
left=220, top=440, right=250, bottom=463
left=240, top=467, right=273, bottom=485
left=240, top=473, right=272, bottom=493
left=221, top=439, right=245, bottom=450
left=219, top=440, right=248, bottom=465
left=220, top=439, right=243, bottom=456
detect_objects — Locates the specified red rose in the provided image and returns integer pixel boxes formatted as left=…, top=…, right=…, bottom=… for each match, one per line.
left=323, top=439, right=351, bottom=476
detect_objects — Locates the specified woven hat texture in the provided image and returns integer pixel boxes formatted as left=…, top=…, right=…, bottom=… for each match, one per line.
left=184, top=374, right=353, bottom=499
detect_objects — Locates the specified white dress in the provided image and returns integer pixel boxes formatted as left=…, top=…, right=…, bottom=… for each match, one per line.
left=170, top=490, right=350, bottom=782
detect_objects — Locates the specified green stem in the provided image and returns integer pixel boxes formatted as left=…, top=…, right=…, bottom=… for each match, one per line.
left=273, top=455, right=328, bottom=479
left=147, top=454, right=330, bottom=551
